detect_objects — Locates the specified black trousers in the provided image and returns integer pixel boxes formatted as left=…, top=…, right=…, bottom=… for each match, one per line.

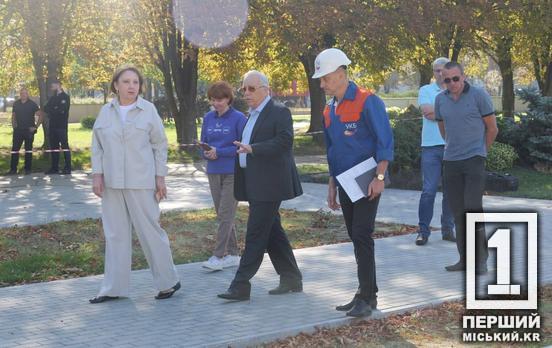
left=10, top=129, right=34, bottom=171
left=338, top=188, right=380, bottom=301
left=231, top=200, right=302, bottom=293
left=443, top=156, right=488, bottom=266
left=49, top=128, right=71, bottom=171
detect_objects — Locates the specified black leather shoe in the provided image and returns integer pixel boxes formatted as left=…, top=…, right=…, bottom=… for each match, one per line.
left=346, top=299, right=372, bottom=317
left=217, top=288, right=250, bottom=301
left=445, top=261, right=465, bottom=272
left=336, top=296, right=357, bottom=311
left=336, top=296, right=377, bottom=311
left=268, top=282, right=303, bottom=295
left=442, top=231, right=456, bottom=242
left=7, top=170, right=17, bottom=175
left=415, top=233, right=428, bottom=246
left=61, top=169, right=72, bottom=175
left=155, top=281, right=181, bottom=300
left=45, top=169, right=59, bottom=175
left=24, top=169, right=32, bottom=175
left=89, top=296, right=119, bottom=304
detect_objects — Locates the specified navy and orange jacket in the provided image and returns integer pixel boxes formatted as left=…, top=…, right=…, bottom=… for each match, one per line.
left=323, top=81, right=394, bottom=178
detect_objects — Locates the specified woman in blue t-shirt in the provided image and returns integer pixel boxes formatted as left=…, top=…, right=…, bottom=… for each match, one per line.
left=200, top=81, right=247, bottom=271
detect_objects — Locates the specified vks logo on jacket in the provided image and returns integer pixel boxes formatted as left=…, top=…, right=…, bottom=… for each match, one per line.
left=343, top=122, right=357, bottom=136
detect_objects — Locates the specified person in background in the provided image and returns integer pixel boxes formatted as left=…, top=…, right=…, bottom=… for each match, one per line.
left=9, top=88, right=42, bottom=175
left=415, top=57, right=456, bottom=246
left=435, top=61, right=498, bottom=275
left=44, top=80, right=71, bottom=175
left=313, top=48, right=394, bottom=318
left=217, top=70, right=303, bottom=302
left=200, top=81, right=247, bottom=271
left=90, top=65, right=180, bottom=303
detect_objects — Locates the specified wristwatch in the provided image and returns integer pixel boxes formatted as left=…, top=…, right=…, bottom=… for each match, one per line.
left=376, top=173, right=385, bottom=181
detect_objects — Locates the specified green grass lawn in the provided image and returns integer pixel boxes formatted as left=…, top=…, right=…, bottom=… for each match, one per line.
left=297, top=163, right=552, bottom=201
left=0, top=123, right=196, bottom=173
left=0, top=117, right=323, bottom=172
left=496, top=166, right=552, bottom=200
left=2, top=123, right=550, bottom=200
left=0, top=207, right=416, bottom=286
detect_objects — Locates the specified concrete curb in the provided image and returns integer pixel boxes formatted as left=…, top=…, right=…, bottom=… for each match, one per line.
left=206, top=294, right=465, bottom=348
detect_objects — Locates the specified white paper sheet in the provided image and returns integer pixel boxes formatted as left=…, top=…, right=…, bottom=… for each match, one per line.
left=335, top=157, right=377, bottom=203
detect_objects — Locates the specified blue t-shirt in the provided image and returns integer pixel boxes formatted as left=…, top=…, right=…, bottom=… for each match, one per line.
left=435, top=83, right=495, bottom=161
left=418, top=82, right=446, bottom=147
left=200, top=106, right=247, bottom=174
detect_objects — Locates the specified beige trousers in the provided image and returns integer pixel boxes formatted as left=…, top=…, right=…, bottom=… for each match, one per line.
left=207, top=174, right=239, bottom=258
left=97, top=188, right=179, bottom=297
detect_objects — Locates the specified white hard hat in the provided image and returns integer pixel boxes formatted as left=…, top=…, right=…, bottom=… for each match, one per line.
left=312, top=48, right=351, bottom=79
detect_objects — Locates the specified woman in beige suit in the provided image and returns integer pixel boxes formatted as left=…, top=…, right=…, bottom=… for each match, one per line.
left=89, top=65, right=180, bottom=303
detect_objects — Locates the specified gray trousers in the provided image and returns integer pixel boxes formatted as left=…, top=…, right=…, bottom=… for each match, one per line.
left=98, top=188, right=179, bottom=297
left=208, top=174, right=239, bottom=258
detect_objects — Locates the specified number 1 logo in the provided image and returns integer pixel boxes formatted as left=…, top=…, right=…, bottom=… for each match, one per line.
left=487, top=228, right=521, bottom=295
left=466, top=213, right=538, bottom=310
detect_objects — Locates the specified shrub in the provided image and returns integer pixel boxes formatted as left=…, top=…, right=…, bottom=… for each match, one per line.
left=510, top=88, right=552, bottom=171
left=80, top=116, right=96, bottom=129
left=486, top=142, right=518, bottom=171
left=386, top=106, right=404, bottom=120
left=390, top=105, right=422, bottom=174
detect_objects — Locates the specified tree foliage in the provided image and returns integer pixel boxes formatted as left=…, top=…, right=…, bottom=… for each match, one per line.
left=68, top=0, right=152, bottom=102
left=8, top=0, right=79, bottom=106
left=390, top=0, right=468, bottom=87
left=0, top=2, right=34, bottom=100
left=1, top=0, right=549, bottom=132
left=515, top=0, right=552, bottom=96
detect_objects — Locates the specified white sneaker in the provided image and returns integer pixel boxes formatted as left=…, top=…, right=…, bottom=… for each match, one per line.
left=222, top=255, right=241, bottom=268
left=202, top=256, right=224, bottom=271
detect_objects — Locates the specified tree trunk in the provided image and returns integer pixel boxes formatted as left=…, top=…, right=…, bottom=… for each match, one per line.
left=450, top=27, right=463, bottom=62
left=545, top=61, right=552, bottom=96
left=496, top=36, right=515, bottom=119
left=299, top=52, right=326, bottom=144
left=417, top=62, right=433, bottom=87
left=174, top=34, right=198, bottom=147
left=103, top=84, right=108, bottom=104
left=152, top=8, right=199, bottom=149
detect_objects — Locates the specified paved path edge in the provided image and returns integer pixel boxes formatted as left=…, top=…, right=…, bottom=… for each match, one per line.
left=205, top=294, right=465, bottom=348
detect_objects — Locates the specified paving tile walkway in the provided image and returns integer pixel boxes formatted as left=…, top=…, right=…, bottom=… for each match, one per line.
left=0, top=166, right=550, bottom=347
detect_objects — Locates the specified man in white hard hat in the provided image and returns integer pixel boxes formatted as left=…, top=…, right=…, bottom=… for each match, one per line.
left=313, top=48, right=394, bottom=317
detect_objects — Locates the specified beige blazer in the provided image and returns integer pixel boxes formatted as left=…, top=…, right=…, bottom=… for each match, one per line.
left=91, top=97, right=168, bottom=189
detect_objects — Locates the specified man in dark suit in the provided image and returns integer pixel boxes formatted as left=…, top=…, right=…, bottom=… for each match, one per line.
left=217, top=70, right=303, bottom=301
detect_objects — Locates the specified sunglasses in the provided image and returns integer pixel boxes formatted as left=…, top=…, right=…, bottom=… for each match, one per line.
left=443, top=76, right=461, bottom=84
left=239, top=85, right=266, bottom=93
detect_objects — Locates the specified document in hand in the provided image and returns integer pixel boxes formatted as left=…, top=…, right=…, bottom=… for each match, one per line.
left=335, top=157, right=377, bottom=203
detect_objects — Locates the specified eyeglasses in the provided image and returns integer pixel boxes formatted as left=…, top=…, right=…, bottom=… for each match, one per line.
left=443, top=76, right=461, bottom=84
left=239, top=85, right=266, bottom=93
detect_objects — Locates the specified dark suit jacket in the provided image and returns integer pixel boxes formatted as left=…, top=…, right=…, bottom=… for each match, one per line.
left=234, top=99, right=303, bottom=202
